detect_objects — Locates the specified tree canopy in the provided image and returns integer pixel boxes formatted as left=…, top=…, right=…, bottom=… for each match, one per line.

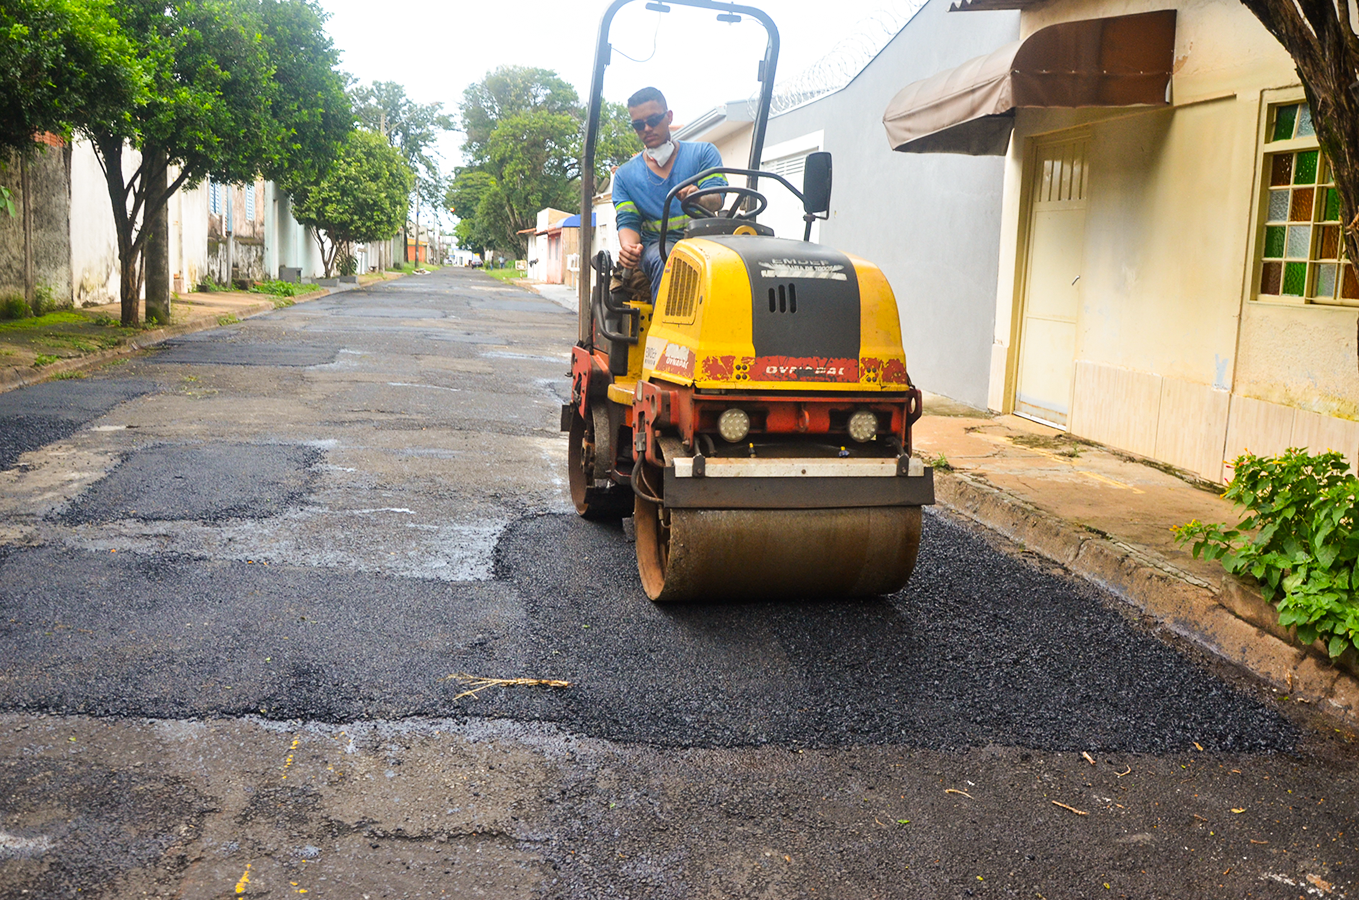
left=84, top=0, right=349, bottom=323
left=292, top=129, right=412, bottom=277
left=451, top=66, right=641, bottom=256
left=0, top=0, right=146, bottom=154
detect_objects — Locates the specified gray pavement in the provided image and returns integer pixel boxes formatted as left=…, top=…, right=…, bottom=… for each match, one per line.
left=0, top=267, right=1355, bottom=899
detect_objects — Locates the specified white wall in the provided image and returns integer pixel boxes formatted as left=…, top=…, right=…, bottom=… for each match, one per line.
left=68, top=139, right=121, bottom=306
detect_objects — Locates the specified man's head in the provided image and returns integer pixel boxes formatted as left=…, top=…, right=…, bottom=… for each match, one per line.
left=627, top=87, right=672, bottom=149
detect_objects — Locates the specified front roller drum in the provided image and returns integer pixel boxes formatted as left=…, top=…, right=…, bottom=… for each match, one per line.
left=634, top=497, right=922, bottom=602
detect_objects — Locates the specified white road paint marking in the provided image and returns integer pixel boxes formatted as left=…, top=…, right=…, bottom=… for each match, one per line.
left=0, top=832, right=54, bottom=856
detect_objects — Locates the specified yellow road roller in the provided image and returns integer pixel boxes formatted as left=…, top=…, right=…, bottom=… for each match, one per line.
left=566, top=0, right=933, bottom=601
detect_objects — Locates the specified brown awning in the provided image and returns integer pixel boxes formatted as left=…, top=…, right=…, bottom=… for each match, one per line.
left=883, top=10, right=1176, bottom=155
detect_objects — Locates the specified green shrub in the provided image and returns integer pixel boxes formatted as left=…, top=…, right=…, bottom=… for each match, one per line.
left=1, top=294, right=31, bottom=320
left=1174, top=448, right=1359, bottom=658
left=31, top=282, right=66, bottom=316
left=338, top=250, right=358, bottom=277
left=32, top=353, right=61, bottom=367
left=249, top=279, right=308, bottom=298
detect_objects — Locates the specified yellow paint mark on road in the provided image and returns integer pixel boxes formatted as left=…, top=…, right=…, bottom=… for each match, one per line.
left=281, top=737, right=300, bottom=780
left=235, top=862, right=251, bottom=894
left=977, top=432, right=1145, bottom=493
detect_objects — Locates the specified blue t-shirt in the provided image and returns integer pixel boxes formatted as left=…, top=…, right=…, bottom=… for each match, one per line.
left=612, top=141, right=726, bottom=246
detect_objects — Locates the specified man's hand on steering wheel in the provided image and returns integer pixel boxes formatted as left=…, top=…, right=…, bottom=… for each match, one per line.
left=676, top=183, right=720, bottom=213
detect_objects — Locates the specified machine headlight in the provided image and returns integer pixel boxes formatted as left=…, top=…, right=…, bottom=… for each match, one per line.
left=718, top=408, right=751, bottom=443
left=847, top=409, right=878, bottom=443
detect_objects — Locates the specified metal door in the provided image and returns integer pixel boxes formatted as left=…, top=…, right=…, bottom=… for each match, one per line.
left=1015, top=138, right=1088, bottom=427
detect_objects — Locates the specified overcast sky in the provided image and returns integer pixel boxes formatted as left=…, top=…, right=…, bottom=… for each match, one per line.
left=315, top=0, right=913, bottom=170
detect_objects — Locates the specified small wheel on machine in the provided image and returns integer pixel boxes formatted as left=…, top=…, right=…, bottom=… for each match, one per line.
left=567, top=407, right=630, bottom=520
left=633, top=468, right=674, bottom=601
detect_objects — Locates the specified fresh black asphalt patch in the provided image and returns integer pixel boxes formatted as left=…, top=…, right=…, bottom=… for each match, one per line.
left=59, top=442, right=322, bottom=524
left=0, top=378, right=157, bottom=471
left=152, top=336, right=340, bottom=367
left=0, top=512, right=1296, bottom=755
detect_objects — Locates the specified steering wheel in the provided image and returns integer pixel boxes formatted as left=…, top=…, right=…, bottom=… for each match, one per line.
left=681, top=184, right=768, bottom=220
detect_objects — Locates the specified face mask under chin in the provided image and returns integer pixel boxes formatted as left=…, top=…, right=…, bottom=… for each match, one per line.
left=644, top=140, right=675, bottom=167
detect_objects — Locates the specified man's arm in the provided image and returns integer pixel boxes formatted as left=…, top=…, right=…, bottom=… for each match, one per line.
left=617, top=226, right=643, bottom=269
left=612, top=168, right=644, bottom=269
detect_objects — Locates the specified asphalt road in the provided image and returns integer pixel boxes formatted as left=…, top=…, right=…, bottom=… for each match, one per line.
left=0, top=268, right=1355, bottom=899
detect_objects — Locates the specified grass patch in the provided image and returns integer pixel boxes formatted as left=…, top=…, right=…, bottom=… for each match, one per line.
left=39, top=331, right=123, bottom=354
left=32, top=354, right=60, bottom=367
left=250, top=279, right=309, bottom=299
left=217, top=315, right=239, bottom=326
left=485, top=265, right=523, bottom=283
left=0, top=310, right=90, bottom=331
left=51, top=371, right=86, bottom=380
left=930, top=453, right=952, bottom=472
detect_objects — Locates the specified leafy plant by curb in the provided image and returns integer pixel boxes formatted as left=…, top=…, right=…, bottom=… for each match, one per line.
left=1174, top=448, right=1358, bottom=659
left=250, top=279, right=309, bottom=298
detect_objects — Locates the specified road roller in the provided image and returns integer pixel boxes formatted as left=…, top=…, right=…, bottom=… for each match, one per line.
left=566, top=0, right=934, bottom=601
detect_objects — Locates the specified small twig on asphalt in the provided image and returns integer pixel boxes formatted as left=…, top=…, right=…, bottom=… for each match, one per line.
left=1082, top=752, right=1096, bottom=765
left=444, top=673, right=572, bottom=700
left=1051, top=801, right=1088, bottom=816
left=1193, top=814, right=1209, bottom=822
left=944, top=789, right=974, bottom=800
left=1115, top=766, right=1132, bottom=777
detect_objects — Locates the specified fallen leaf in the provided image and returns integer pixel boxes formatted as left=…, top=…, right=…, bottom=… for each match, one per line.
left=1194, top=742, right=1204, bottom=751
left=1307, top=874, right=1334, bottom=892
left=1231, top=808, right=1246, bottom=814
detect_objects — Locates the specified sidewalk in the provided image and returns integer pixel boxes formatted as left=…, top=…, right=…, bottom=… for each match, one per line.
left=0, top=274, right=391, bottom=392
left=916, top=393, right=1359, bottom=726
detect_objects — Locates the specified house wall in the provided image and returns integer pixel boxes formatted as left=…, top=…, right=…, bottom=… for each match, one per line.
left=168, top=178, right=210, bottom=295
left=1, top=140, right=73, bottom=307
left=760, top=0, right=1020, bottom=408
left=989, top=0, right=1359, bottom=479
left=68, top=140, right=122, bottom=307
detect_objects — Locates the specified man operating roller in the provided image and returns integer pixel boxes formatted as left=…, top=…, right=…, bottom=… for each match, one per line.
left=612, top=87, right=726, bottom=301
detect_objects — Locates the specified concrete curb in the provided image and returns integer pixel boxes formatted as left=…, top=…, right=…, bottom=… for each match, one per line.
left=0, top=282, right=357, bottom=395
left=933, top=469, right=1359, bottom=727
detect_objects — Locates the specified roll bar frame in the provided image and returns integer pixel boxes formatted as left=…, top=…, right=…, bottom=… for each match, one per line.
left=577, top=0, right=780, bottom=345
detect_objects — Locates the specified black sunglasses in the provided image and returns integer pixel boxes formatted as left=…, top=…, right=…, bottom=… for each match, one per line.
left=630, top=111, right=667, bottom=132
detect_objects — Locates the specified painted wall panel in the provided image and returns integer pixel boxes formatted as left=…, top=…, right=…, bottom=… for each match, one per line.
left=1154, top=378, right=1230, bottom=480
left=1236, top=301, right=1359, bottom=421
left=1069, top=360, right=1162, bottom=457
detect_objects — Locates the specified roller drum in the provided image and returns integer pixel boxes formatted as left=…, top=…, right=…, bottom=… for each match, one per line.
left=636, top=499, right=922, bottom=603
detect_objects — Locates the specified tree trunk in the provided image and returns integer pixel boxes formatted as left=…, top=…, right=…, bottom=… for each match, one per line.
left=144, top=148, right=171, bottom=325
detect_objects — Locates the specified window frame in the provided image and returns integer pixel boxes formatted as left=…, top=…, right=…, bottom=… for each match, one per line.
left=1248, top=88, right=1359, bottom=308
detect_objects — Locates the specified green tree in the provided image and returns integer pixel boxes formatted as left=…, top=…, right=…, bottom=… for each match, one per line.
left=482, top=110, right=581, bottom=256
left=454, top=69, right=641, bottom=256
left=594, top=100, right=643, bottom=186
left=291, top=129, right=412, bottom=277
left=0, top=0, right=146, bottom=155
left=447, top=169, right=502, bottom=257
left=460, top=66, right=579, bottom=166
left=351, top=81, right=453, bottom=262
left=91, top=0, right=349, bottom=325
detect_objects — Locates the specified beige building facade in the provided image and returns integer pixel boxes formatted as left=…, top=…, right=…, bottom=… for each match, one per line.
left=907, top=0, right=1359, bottom=480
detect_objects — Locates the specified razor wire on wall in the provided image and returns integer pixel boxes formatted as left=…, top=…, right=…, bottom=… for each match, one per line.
left=759, top=0, right=929, bottom=117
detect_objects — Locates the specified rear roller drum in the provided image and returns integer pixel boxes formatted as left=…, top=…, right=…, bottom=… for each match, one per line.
left=568, top=407, right=631, bottom=519
left=635, top=486, right=923, bottom=602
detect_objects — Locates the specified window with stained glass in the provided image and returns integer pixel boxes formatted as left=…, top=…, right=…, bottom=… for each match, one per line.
left=1257, top=102, right=1359, bottom=305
